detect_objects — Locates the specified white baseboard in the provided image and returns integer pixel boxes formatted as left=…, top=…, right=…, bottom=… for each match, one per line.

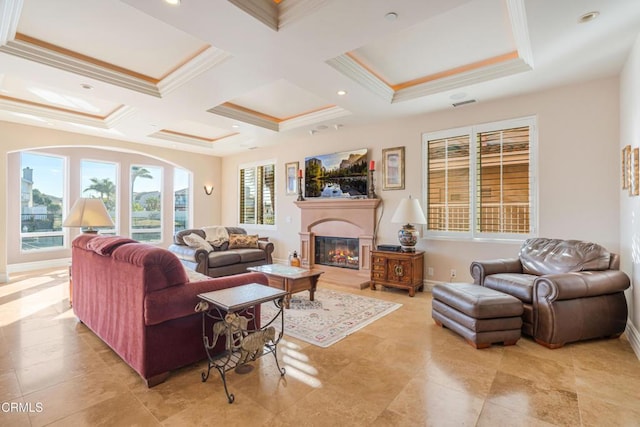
left=626, top=320, right=640, bottom=360
left=7, top=258, right=71, bottom=274
left=0, top=272, right=7, bottom=283
left=423, top=279, right=442, bottom=292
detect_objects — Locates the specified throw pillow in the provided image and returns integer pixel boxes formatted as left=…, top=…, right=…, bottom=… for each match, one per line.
left=183, top=233, right=214, bottom=252
left=228, top=234, right=259, bottom=249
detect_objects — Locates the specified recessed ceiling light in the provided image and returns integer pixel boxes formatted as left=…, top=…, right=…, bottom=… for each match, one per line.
left=165, top=0, right=181, bottom=5
left=385, top=12, right=398, bottom=21
left=578, top=11, right=599, bottom=23
left=231, top=124, right=240, bottom=129
left=80, top=83, right=93, bottom=90
left=337, top=90, right=347, bottom=96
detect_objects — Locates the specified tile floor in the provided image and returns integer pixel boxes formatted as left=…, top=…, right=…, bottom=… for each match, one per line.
left=1, top=267, right=639, bottom=426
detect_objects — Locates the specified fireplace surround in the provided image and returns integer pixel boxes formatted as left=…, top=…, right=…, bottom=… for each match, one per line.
left=295, top=198, right=381, bottom=276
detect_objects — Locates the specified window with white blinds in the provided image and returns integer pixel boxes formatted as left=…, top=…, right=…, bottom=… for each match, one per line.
left=423, top=116, right=536, bottom=239
left=239, top=162, right=275, bottom=226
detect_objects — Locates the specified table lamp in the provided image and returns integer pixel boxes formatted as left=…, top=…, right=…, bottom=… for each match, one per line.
left=62, top=198, right=114, bottom=234
left=390, top=196, right=427, bottom=252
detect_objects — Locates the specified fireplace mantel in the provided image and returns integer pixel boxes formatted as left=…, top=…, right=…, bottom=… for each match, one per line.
left=295, top=198, right=381, bottom=275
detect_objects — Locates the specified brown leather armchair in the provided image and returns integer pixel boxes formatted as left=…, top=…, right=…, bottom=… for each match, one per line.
left=470, top=238, right=630, bottom=348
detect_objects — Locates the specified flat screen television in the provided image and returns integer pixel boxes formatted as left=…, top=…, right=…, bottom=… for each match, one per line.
left=304, top=148, right=368, bottom=198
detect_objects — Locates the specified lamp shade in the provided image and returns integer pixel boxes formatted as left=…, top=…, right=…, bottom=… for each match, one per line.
left=391, top=197, right=427, bottom=225
left=62, top=198, right=114, bottom=231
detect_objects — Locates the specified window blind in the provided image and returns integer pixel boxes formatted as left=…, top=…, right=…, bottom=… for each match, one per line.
left=476, top=126, right=530, bottom=234
left=240, top=163, right=275, bottom=225
left=427, top=134, right=470, bottom=232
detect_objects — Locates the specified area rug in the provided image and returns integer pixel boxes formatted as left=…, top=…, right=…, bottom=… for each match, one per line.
left=260, top=289, right=402, bottom=348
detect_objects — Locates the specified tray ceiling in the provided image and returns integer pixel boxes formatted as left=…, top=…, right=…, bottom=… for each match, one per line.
left=0, top=0, right=638, bottom=156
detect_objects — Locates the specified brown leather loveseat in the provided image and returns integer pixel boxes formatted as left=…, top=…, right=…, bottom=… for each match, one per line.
left=470, top=238, right=630, bottom=348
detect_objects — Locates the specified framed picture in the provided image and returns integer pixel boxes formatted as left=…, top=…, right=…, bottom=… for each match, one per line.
left=622, top=145, right=631, bottom=190
left=285, top=161, right=299, bottom=195
left=304, top=149, right=368, bottom=198
left=634, top=147, right=639, bottom=196
left=382, top=146, right=405, bottom=190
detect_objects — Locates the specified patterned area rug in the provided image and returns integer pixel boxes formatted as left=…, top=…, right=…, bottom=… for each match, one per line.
left=260, top=288, right=402, bottom=348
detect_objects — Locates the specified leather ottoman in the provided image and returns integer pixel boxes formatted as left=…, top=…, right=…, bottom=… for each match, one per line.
left=432, top=283, right=523, bottom=349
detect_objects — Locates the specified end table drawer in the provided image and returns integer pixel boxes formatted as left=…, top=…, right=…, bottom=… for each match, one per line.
left=372, top=271, right=385, bottom=280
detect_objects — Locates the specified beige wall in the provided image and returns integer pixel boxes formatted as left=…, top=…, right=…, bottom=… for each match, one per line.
left=0, top=121, right=221, bottom=280
left=221, top=77, right=621, bottom=284
left=620, top=34, right=640, bottom=350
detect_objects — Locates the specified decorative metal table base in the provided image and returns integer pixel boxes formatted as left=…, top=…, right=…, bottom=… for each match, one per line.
left=199, top=296, right=286, bottom=404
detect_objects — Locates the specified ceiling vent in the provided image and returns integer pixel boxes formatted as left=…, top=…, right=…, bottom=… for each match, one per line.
left=452, top=99, right=477, bottom=107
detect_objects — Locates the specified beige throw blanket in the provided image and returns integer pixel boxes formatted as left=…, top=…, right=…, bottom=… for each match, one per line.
left=202, top=226, right=229, bottom=246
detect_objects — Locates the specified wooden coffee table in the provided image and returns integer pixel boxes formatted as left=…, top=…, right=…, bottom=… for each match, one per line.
left=247, top=264, right=324, bottom=309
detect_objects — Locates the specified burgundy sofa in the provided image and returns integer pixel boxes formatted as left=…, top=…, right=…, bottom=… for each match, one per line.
left=71, top=234, right=268, bottom=387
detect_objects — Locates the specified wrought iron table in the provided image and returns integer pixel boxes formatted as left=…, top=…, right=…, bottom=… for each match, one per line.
left=196, top=283, right=288, bottom=403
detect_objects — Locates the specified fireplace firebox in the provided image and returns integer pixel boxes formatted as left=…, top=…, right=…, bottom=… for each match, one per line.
left=315, top=236, right=359, bottom=270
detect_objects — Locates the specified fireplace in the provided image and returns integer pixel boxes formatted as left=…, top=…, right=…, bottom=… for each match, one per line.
left=295, top=198, right=381, bottom=275
left=315, top=236, right=359, bottom=270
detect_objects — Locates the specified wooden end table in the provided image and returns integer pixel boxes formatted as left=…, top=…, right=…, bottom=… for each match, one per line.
left=247, top=264, right=324, bottom=309
left=370, top=250, right=424, bottom=297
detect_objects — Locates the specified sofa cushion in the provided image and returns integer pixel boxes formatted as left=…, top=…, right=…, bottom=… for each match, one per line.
left=212, top=242, right=230, bottom=251
left=174, top=229, right=206, bottom=245
left=484, top=273, right=537, bottom=303
left=232, top=248, right=267, bottom=263
left=519, top=238, right=611, bottom=276
left=228, top=233, right=259, bottom=249
left=86, top=236, right=136, bottom=256
left=183, top=233, right=213, bottom=252
left=110, top=243, right=188, bottom=292
left=208, top=251, right=242, bottom=267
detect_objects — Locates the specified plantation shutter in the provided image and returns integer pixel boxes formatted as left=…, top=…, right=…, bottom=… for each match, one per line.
left=476, top=126, right=530, bottom=234
left=239, top=167, right=256, bottom=224
left=427, top=134, right=470, bottom=232
left=261, top=164, right=275, bottom=225
left=239, top=163, right=275, bottom=225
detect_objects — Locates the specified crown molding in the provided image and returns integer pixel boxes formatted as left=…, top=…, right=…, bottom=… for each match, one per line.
left=278, top=105, right=350, bottom=131
left=229, top=0, right=330, bottom=31
left=208, top=103, right=349, bottom=132
left=157, top=47, right=232, bottom=96
left=278, top=0, right=330, bottom=29
left=0, top=38, right=162, bottom=96
left=326, top=54, right=394, bottom=103
left=0, top=0, right=21, bottom=45
left=228, top=0, right=278, bottom=31
left=0, top=39, right=230, bottom=98
left=392, top=58, right=532, bottom=103
left=151, top=129, right=240, bottom=147
left=328, top=53, right=532, bottom=105
left=208, top=104, right=279, bottom=131
left=0, top=95, right=135, bottom=128
left=0, top=1, right=228, bottom=98
left=507, top=0, right=534, bottom=67
left=327, top=0, right=534, bottom=104
left=104, top=105, right=137, bottom=128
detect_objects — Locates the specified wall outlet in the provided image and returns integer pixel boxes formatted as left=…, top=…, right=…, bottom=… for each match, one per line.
left=450, top=269, right=457, bottom=279
left=427, top=267, right=434, bottom=276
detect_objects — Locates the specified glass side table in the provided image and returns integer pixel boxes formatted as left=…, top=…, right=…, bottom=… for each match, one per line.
left=196, top=283, right=288, bottom=403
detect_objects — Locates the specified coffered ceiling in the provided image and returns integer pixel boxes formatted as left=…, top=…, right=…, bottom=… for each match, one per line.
left=1, top=0, right=639, bottom=156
